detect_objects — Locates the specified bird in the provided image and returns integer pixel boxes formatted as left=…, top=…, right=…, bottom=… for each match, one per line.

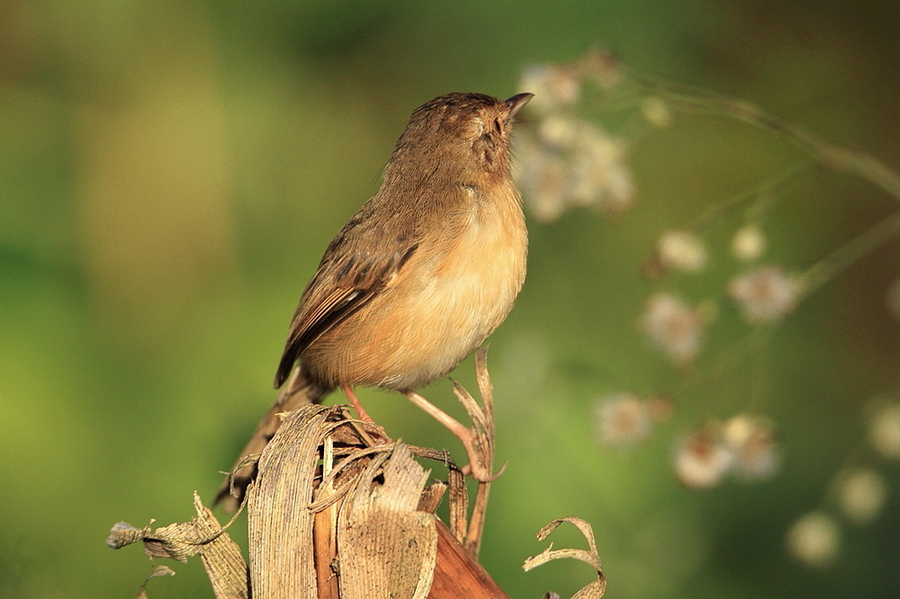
left=217, top=92, right=533, bottom=510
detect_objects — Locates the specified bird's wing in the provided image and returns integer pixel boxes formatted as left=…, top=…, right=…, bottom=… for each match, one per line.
left=273, top=227, right=420, bottom=388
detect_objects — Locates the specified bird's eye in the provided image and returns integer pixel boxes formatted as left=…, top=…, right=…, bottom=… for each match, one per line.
left=493, top=118, right=502, bottom=133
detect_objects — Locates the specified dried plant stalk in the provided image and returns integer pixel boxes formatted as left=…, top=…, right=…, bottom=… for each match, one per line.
left=107, top=356, right=576, bottom=598
left=247, top=405, right=335, bottom=598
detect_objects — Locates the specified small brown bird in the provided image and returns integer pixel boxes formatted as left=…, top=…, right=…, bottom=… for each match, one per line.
left=217, top=92, right=532, bottom=508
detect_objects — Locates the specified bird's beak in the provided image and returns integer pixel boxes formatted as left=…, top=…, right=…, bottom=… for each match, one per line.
left=504, top=92, right=534, bottom=121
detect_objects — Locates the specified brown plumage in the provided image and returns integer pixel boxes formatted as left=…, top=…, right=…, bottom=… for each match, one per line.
left=217, top=92, right=532, bottom=509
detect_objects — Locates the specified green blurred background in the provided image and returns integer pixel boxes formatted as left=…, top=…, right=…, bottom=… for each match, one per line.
left=1, top=0, right=898, bottom=597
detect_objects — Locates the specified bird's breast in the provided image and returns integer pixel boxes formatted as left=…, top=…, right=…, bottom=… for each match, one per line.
left=376, top=183, right=527, bottom=388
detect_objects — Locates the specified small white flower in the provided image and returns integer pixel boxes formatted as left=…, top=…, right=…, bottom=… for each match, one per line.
left=641, top=97, right=672, bottom=128
left=674, top=428, right=733, bottom=489
left=657, top=230, right=708, bottom=273
left=595, top=393, right=653, bottom=448
left=722, top=414, right=779, bottom=479
left=569, top=129, right=635, bottom=213
left=642, top=293, right=704, bottom=364
left=786, top=512, right=840, bottom=568
left=731, top=225, right=766, bottom=262
left=838, top=469, right=887, bottom=525
left=728, top=266, right=797, bottom=324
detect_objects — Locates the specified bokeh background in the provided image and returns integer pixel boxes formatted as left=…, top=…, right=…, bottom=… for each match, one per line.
left=1, top=1, right=898, bottom=597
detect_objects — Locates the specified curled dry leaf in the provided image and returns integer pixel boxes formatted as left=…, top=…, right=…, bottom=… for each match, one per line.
left=523, top=517, right=606, bottom=599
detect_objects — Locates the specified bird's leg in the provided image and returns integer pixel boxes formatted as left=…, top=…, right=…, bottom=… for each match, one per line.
left=404, top=390, right=496, bottom=482
left=341, top=383, right=374, bottom=422
left=340, top=383, right=395, bottom=447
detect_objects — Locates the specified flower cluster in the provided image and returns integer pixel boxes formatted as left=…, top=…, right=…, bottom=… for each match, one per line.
left=674, top=415, right=778, bottom=489
left=513, top=52, right=643, bottom=222
left=514, top=117, right=634, bottom=222
left=641, top=221, right=804, bottom=366
left=520, top=50, right=899, bottom=577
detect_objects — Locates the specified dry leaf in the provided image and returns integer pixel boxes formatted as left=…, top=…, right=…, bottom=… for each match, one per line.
left=338, top=444, right=438, bottom=599
left=524, top=517, right=606, bottom=599
left=107, top=493, right=248, bottom=599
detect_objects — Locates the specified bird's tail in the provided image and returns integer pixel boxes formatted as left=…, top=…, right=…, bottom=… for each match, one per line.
left=215, top=365, right=332, bottom=512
